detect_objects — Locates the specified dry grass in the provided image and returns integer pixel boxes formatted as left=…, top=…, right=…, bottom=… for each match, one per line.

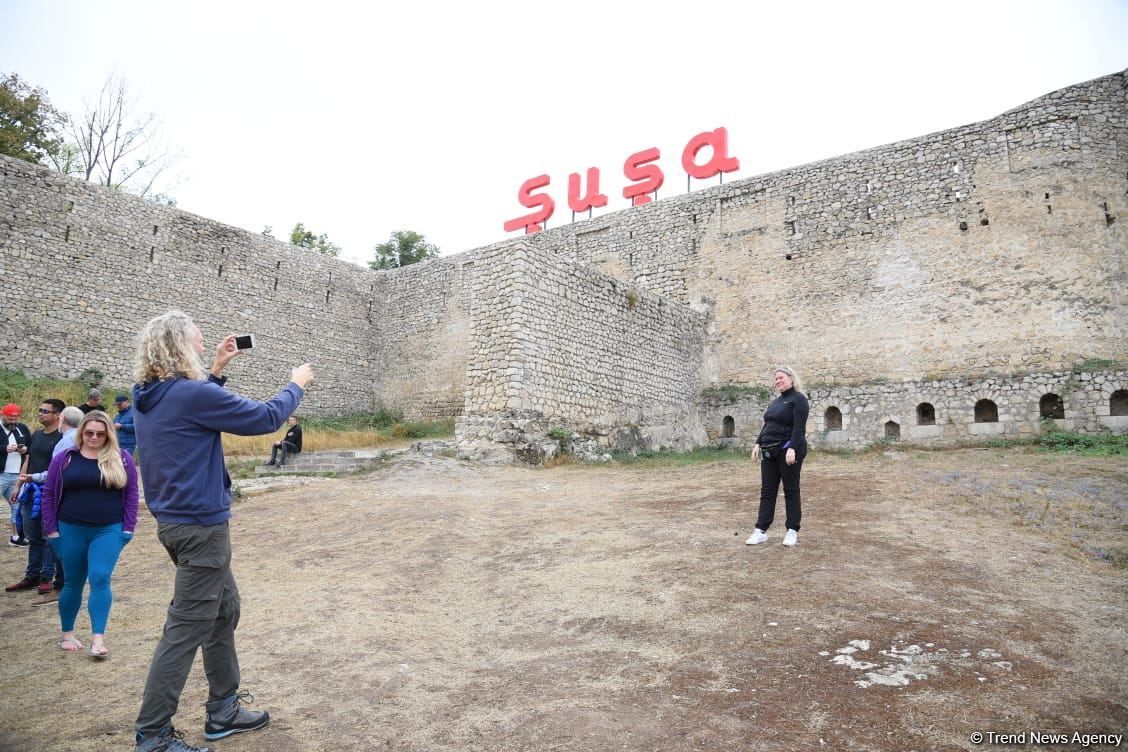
left=221, top=429, right=392, bottom=457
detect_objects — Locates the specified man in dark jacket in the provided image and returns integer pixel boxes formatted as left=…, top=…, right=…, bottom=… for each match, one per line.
left=267, top=415, right=302, bottom=466
left=5, top=399, right=64, bottom=593
left=131, top=311, right=313, bottom=752
left=113, top=394, right=137, bottom=457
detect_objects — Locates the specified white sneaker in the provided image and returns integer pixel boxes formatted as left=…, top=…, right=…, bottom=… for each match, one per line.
left=782, top=529, right=798, bottom=547
left=745, top=529, right=768, bottom=545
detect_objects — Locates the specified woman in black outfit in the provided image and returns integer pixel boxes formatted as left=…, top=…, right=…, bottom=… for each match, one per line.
left=746, top=366, right=809, bottom=547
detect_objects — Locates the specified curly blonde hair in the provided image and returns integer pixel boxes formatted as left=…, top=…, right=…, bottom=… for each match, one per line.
left=76, top=411, right=127, bottom=489
left=135, top=310, right=206, bottom=382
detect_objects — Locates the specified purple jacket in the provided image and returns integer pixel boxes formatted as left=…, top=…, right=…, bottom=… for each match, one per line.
left=41, top=447, right=140, bottom=535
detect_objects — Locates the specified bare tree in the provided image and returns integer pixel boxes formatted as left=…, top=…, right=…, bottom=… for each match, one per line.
left=65, top=73, right=181, bottom=199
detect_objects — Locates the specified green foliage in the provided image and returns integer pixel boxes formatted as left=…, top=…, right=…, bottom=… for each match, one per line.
left=80, top=368, right=104, bottom=387
left=369, top=230, right=440, bottom=270
left=300, top=411, right=452, bottom=441
left=1037, top=425, right=1127, bottom=456
left=701, top=384, right=773, bottom=403
left=289, top=222, right=341, bottom=257
left=1071, top=358, right=1125, bottom=373
left=300, top=410, right=396, bottom=431
left=547, top=427, right=572, bottom=441
left=0, top=368, right=127, bottom=415
left=0, top=73, right=67, bottom=164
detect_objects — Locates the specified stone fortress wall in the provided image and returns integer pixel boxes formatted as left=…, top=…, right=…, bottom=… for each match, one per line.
left=1, top=70, right=1125, bottom=457
left=519, top=70, right=1127, bottom=388
left=0, top=157, right=376, bottom=413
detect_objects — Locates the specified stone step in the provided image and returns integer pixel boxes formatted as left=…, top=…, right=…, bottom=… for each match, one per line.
left=250, top=448, right=403, bottom=475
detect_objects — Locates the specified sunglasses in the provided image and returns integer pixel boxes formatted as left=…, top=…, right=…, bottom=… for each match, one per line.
left=82, top=430, right=107, bottom=438
left=38, top=408, right=59, bottom=414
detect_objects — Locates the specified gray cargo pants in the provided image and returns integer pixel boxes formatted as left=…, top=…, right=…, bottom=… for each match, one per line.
left=135, top=521, right=242, bottom=736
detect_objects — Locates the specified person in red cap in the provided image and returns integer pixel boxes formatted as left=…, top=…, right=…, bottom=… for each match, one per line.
left=2, top=404, right=32, bottom=547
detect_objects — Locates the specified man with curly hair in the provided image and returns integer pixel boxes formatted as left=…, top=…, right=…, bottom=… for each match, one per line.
left=131, top=311, right=313, bottom=752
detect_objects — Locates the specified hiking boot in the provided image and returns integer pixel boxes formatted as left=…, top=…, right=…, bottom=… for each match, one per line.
left=135, top=726, right=213, bottom=752
left=8, top=535, right=28, bottom=547
left=782, top=529, right=798, bottom=547
left=203, top=690, right=270, bottom=740
left=5, top=576, right=38, bottom=592
left=745, top=529, right=768, bottom=545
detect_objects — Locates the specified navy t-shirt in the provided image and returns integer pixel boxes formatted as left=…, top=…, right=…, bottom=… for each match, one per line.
left=58, top=454, right=123, bottom=527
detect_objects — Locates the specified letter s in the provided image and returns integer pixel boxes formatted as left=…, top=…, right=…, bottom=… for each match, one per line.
left=503, top=175, right=556, bottom=234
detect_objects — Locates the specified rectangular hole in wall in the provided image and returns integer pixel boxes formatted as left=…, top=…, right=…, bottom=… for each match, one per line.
left=325, top=289, right=331, bottom=304
left=153, top=225, right=159, bottom=236
left=786, top=221, right=796, bottom=236
left=64, top=225, right=71, bottom=242
left=218, top=264, right=224, bottom=277
left=276, top=260, right=282, bottom=269
left=273, top=277, right=278, bottom=291
left=149, top=247, right=155, bottom=263
left=67, top=200, right=74, bottom=212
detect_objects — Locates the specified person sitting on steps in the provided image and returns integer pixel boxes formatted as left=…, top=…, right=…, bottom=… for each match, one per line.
left=266, top=416, right=302, bottom=466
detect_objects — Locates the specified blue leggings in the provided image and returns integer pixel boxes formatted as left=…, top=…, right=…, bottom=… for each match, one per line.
left=54, top=521, right=128, bottom=634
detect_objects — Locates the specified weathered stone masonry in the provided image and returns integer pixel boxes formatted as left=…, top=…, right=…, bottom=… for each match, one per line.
left=1, top=70, right=1125, bottom=457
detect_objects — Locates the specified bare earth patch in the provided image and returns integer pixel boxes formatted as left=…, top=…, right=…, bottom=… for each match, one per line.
left=1, top=447, right=1125, bottom=751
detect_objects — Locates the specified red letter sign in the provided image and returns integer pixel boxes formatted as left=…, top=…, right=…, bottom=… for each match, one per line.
left=622, top=147, right=664, bottom=206
left=567, top=167, right=609, bottom=213
left=681, top=127, right=740, bottom=179
left=503, top=174, right=556, bottom=234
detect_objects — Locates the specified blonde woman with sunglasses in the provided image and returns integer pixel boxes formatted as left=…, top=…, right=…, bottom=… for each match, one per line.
left=42, top=410, right=139, bottom=658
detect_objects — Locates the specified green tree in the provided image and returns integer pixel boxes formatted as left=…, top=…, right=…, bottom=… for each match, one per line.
left=289, top=222, right=340, bottom=257
left=0, top=73, right=67, bottom=164
left=369, top=230, right=440, bottom=270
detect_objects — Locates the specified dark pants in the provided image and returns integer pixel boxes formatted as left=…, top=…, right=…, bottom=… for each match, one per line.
left=136, top=522, right=241, bottom=736
left=755, top=446, right=806, bottom=532
left=21, top=497, right=61, bottom=586
left=269, top=441, right=298, bottom=465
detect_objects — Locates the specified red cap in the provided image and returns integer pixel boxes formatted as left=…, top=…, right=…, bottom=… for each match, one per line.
left=1, top=404, right=21, bottom=417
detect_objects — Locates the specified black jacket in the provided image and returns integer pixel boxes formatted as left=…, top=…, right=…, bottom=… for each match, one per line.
left=756, top=388, right=809, bottom=450
left=282, top=424, right=303, bottom=453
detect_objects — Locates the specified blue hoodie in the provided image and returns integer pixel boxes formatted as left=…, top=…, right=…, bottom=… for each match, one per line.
left=133, top=374, right=303, bottom=525
left=115, top=405, right=137, bottom=452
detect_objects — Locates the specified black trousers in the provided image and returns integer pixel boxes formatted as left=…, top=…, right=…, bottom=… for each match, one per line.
left=269, top=441, right=298, bottom=465
left=755, top=446, right=806, bottom=532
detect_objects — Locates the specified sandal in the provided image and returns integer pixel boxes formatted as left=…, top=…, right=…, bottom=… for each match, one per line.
left=89, top=643, right=111, bottom=660
left=56, top=637, right=84, bottom=652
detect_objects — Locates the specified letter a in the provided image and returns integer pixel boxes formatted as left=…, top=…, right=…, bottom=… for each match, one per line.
left=681, top=127, right=740, bottom=180
left=503, top=175, right=556, bottom=234
left=623, top=147, right=664, bottom=206
left=567, top=167, right=608, bottom=213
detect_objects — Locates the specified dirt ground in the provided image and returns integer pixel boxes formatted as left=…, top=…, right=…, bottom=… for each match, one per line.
left=1, top=447, right=1125, bottom=752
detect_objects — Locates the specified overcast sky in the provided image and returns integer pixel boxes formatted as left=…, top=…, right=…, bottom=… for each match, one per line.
left=3, top=1, right=1126, bottom=267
